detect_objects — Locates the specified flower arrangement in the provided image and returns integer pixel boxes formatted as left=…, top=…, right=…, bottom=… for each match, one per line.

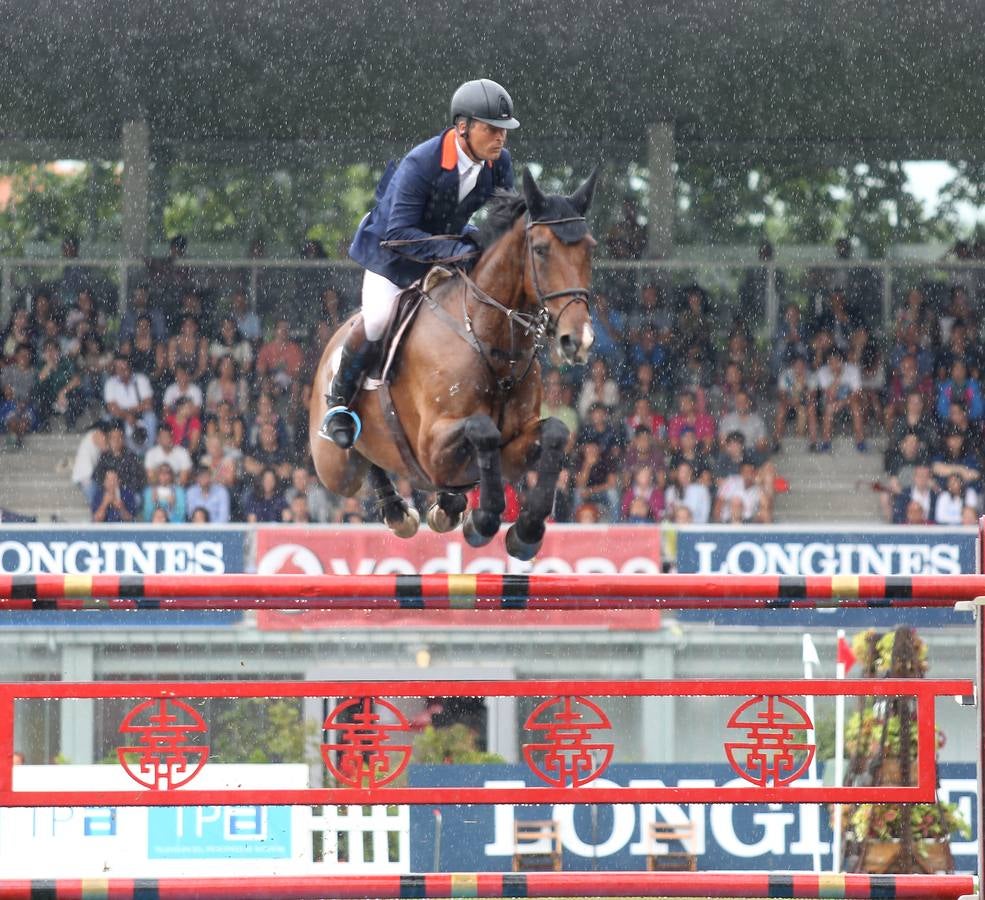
left=850, top=801, right=970, bottom=845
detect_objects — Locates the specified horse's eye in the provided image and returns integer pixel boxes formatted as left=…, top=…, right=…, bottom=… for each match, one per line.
left=533, top=245, right=549, bottom=258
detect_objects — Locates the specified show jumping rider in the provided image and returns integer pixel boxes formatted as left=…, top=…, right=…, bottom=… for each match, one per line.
left=320, top=78, right=519, bottom=448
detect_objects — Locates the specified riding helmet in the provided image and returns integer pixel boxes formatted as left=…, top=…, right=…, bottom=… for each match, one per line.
left=450, top=79, right=520, bottom=129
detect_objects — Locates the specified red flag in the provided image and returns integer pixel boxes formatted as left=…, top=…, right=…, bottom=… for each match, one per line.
left=837, top=635, right=856, bottom=674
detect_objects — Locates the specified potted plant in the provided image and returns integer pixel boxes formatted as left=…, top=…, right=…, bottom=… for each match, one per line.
left=849, top=801, right=970, bottom=874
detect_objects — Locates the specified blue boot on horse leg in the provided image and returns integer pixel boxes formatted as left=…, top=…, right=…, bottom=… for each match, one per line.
left=319, top=319, right=381, bottom=450
left=505, top=417, right=570, bottom=561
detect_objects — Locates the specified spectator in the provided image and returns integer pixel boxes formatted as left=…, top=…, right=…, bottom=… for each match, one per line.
left=739, top=241, right=784, bottom=333
left=168, top=316, right=209, bottom=382
left=144, top=423, right=193, bottom=485
left=664, top=460, right=710, bottom=524
left=774, top=351, right=813, bottom=450
left=205, top=356, right=250, bottom=416
left=244, top=420, right=294, bottom=484
left=91, top=469, right=138, bottom=523
left=573, top=442, right=619, bottom=520
left=858, top=337, right=886, bottom=431
left=209, top=316, right=254, bottom=371
left=576, top=403, right=623, bottom=460
left=887, top=391, right=937, bottom=459
left=884, top=354, right=934, bottom=432
left=936, top=359, right=984, bottom=423
left=199, top=432, right=242, bottom=480
left=619, top=465, right=664, bottom=522
left=604, top=198, right=646, bottom=260
left=0, top=343, right=39, bottom=448
left=72, top=421, right=110, bottom=507
left=540, top=369, right=579, bottom=438
left=770, top=302, right=810, bottom=377
left=881, top=432, right=929, bottom=522
left=2, top=309, right=32, bottom=361
left=120, top=314, right=168, bottom=394
left=623, top=423, right=665, bottom=474
left=163, top=364, right=204, bottom=417
left=934, top=473, right=979, bottom=526
left=164, top=396, right=202, bottom=452
left=230, top=290, right=262, bottom=344
left=58, top=235, right=96, bottom=309
left=245, top=468, right=289, bottom=523
left=285, top=492, right=312, bottom=523
left=667, top=426, right=713, bottom=483
left=935, top=321, right=979, bottom=382
left=893, top=287, right=938, bottom=351
left=186, top=465, right=231, bottom=523
left=893, top=464, right=938, bottom=525
left=932, top=429, right=981, bottom=489
left=92, top=423, right=146, bottom=498
left=33, top=338, right=82, bottom=430
left=206, top=399, right=247, bottom=453
left=284, top=466, right=338, bottom=523
left=808, top=348, right=865, bottom=453
left=256, top=318, right=304, bottom=401
left=189, top=507, right=211, bottom=524
left=904, top=498, right=931, bottom=525
left=667, top=391, right=716, bottom=452
left=576, top=358, right=620, bottom=421
left=27, top=290, right=60, bottom=352
left=103, top=355, right=157, bottom=453
left=718, top=390, right=771, bottom=462
left=587, top=291, right=627, bottom=370
left=714, top=457, right=768, bottom=524
left=64, top=288, right=106, bottom=339
left=672, top=285, right=713, bottom=361
left=118, top=282, right=166, bottom=344
left=142, top=463, right=187, bottom=523
left=624, top=399, right=666, bottom=445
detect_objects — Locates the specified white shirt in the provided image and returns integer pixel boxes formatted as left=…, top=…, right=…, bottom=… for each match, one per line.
left=816, top=362, right=861, bottom=397
left=717, top=475, right=762, bottom=523
left=144, top=444, right=193, bottom=477
left=163, top=381, right=204, bottom=412
left=455, top=137, right=482, bottom=201
left=104, top=373, right=153, bottom=412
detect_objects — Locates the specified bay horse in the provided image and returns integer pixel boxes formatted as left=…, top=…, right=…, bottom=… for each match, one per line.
left=309, top=168, right=596, bottom=560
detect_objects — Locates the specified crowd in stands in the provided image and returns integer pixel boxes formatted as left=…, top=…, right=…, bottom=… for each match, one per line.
left=1, top=231, right=984, bottom=527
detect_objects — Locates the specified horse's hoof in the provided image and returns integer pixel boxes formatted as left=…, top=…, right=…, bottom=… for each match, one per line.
left=387, top=506, right=420, bottom=539
left=427, top=503, right=464, bottom=533
left=462, top=511, right=497, bottom=548
left=505, top=523, right=543, bottom=561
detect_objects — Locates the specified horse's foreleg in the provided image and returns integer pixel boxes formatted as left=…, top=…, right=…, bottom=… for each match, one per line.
left=426, top=491, right=468, bottom=533
left=367, top=464, right=420, bottom=539
left=461, top=414, right=505, bottom=548
left=503, top=416, right=569, bottom=561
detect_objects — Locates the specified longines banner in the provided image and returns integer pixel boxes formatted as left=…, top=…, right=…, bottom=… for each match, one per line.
left=673, top=525, right=976, bottom=627
left=0, top=525, right=245, bottom=627
left=253, top=525, right=662, bottom=631
left=409, top=763, right=977, bottom=873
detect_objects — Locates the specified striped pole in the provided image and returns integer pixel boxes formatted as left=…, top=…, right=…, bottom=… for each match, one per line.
left=0, top=573, right=979, bottom=610
left=0, top=872, right=975, bottom=899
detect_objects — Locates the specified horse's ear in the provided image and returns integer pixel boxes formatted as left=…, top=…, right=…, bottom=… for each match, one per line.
left=522, top=168, right=547, bottom=219
left=568, top=167, right=599, bottom=216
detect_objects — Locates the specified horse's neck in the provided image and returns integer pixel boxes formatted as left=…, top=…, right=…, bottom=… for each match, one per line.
left=471, top=221, right=527, bottom=311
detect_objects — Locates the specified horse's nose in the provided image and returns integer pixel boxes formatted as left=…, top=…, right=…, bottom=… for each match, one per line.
left=559, top=333, right=580, bottom=362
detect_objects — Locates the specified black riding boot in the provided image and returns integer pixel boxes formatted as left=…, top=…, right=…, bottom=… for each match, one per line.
left=319, top=331, right=382, bottom=449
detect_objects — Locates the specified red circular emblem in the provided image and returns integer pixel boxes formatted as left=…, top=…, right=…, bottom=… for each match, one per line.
left=320, top=697, right=412, bottom=789
left=117, top=698, right=210, bottom=791
left=724, top=695, right=815, bottom=788
left=522, top=695, right=613, bottom=788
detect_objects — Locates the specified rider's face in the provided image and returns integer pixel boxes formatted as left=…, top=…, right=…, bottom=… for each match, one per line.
left=460, top=121, right=507, bottom=161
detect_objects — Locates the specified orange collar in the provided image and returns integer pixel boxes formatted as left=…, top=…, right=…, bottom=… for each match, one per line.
left=440, top=129, right=494, bottom=170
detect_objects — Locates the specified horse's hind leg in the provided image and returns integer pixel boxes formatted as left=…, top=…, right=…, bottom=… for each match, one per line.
left=426, top=491, right=468, bottom=533
left=461, top=414, right=505, bottom=548
left=504, top=417, right=569, bottom=561
left=367, top=464, right=420, bottom=539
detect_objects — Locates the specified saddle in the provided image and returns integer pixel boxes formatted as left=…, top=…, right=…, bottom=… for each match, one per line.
left=362, top=266, right=470, bottom=491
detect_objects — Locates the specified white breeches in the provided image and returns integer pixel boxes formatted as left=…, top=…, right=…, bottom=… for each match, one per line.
left=361, top=269, right=404, bottom=341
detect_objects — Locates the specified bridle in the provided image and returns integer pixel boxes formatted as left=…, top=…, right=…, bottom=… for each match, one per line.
left=524, top=214, right=592, bottom=340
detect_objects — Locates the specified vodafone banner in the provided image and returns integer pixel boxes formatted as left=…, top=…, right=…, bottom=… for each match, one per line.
left=254, top=525, right=661, bottom=631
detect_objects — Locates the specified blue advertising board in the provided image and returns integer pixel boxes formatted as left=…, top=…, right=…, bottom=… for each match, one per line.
left=410, top=763, right=977, bottom=872
left=148, top=806, right=292, bottom=859
left=673, top=526, right=976, bottom=627
left=0, top=525, right=246, bottom=626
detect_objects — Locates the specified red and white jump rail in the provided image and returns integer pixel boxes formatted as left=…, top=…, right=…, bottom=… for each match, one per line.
left=0, top=571, right=982, bottom=610
left=0, top=871, right=975, bottom=899
left=0, top=677, right=971, bottom=808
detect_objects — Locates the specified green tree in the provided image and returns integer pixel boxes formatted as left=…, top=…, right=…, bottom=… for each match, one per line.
left=209, top=698, right=309, bottom=764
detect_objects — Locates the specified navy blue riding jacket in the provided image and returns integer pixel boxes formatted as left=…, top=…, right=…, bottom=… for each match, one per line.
left=349, top=128, right=514, bottom=288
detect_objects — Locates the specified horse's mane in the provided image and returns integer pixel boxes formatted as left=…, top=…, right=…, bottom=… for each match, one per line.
left=474, top=189, right=527, bottom=250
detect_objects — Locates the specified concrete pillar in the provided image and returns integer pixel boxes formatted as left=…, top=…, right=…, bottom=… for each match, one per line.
left=59, top=644, right=95, bottom=764
left=121, top=119, right=150, bottom=259
left=646, top=121, right=676, bottom=259
left=640, top=642, right=675, bottom=763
